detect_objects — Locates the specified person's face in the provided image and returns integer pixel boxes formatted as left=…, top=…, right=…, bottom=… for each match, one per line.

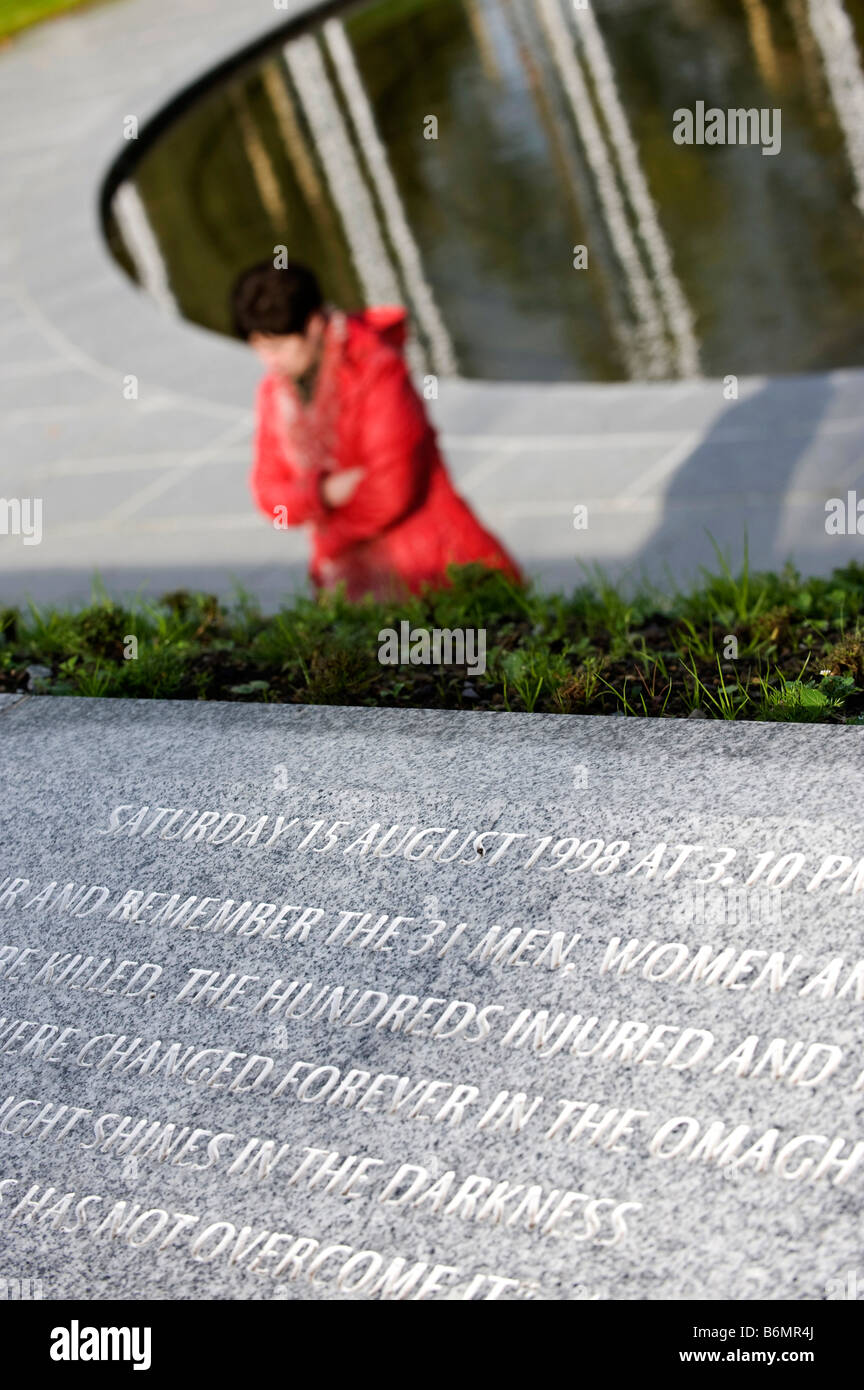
left=249, top=312, right=326, bottom=379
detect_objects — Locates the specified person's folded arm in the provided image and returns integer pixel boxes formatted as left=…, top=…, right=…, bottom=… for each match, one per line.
left=248, top=379, right=329, bottom=527
left=317, top=353, right=432, bottom=554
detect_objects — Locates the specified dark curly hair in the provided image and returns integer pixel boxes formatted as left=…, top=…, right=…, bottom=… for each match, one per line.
left=231, top=260, right=324, bottom=339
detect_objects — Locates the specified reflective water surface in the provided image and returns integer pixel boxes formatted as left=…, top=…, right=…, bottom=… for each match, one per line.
left=106, top=0, right=864, bottom=381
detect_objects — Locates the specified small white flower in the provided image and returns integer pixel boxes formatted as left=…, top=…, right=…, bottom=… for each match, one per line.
left=819, top=669, right=831, bottom=677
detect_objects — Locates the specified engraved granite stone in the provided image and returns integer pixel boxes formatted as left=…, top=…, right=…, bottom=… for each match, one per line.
left=0, top=696, right=862, bottom=1301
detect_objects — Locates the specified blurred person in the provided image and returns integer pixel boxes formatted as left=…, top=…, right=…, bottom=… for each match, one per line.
left=233, top=261, right=521, bottom=600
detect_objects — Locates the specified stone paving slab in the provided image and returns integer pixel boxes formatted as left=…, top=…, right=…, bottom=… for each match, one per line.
left=1, top=695, right=863, bottom=1298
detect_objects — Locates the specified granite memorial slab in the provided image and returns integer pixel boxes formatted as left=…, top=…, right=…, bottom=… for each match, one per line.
left=0, top=695, right=862, bottom=1301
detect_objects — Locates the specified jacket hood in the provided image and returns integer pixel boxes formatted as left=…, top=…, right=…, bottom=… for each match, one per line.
left=356, top=304, right=409, bottom=352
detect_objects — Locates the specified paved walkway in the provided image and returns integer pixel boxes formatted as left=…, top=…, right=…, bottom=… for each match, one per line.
left=2, top=0, right=863, bottom=609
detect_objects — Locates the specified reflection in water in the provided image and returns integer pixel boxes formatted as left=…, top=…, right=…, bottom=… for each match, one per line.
left=230, top=86, right=289, bottom=231
left=105, top=0, right=864, bottom=382
left=742, top=0, right=782, bottom=92
left=500, top=0, right=644, bottom=376
left=536, top=0, right=676, bottom=379
left=285, top=35, right=403, bottom=310
left=569, top=2, right=701, bottom=378
left=321, top=18, right=457, bottom=376
left=112, top=183, right=177, bottom=316
left=805, top=0, right=864, bottom=216
left=260, top=58, right=349, bottom=284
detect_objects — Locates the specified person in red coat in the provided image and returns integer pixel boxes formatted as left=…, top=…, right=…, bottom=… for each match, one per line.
left=233, top=262, right=521, bottom=600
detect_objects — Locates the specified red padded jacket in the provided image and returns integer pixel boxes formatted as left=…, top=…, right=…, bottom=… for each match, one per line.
left=249, top=306, right=521, bottom=599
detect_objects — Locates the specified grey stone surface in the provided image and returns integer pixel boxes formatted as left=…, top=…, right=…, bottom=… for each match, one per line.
left=0, top=693, right=27, bottom=712
left=0, top=695, right=863, bottom=1300
left=1, top=3, right=863, bottom=609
